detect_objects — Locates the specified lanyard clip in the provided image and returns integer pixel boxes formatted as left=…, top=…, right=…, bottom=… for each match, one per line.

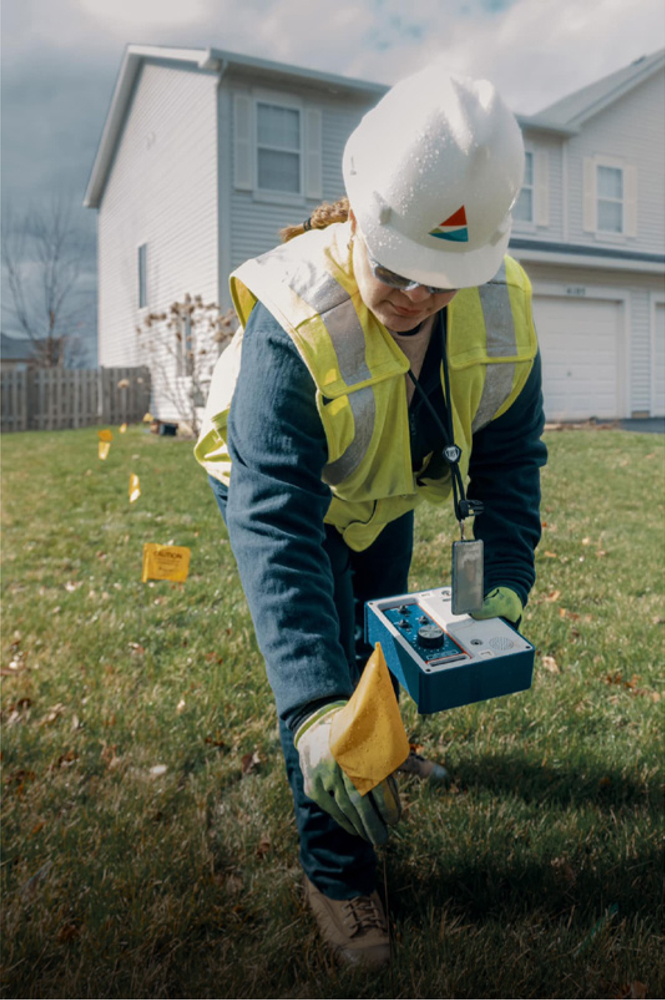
left=458, top=499, right=485, bottom=519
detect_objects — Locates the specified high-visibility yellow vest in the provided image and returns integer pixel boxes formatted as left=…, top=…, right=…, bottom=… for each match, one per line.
left=195, top=222, right=538, bottom=551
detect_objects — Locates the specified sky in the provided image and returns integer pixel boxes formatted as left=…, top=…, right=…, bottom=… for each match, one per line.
left=2, top=0, right=664, bottom=358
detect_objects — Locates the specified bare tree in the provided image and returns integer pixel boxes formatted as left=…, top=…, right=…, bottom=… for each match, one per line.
left=137, top=295, right=236, bottom=436
left=1, top=195, right=93, bottom=367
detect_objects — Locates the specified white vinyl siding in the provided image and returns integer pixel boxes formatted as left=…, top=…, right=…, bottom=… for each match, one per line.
left=97, top=62, right=219, bottom=412
left=569, top=69, right=664, bottom=251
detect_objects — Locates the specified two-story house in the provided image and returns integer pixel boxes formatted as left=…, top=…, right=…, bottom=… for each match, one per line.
left=84, top=45, right=665, bottom=422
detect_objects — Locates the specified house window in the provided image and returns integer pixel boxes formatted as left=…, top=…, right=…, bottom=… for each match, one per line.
left=138, top=243, right=148, bottom=308
left=597, top=165, right=623, bottom=233
left=176, top=314, right=193, bottom=377
left=584, top=157, right=637, bottom=238
left=256, top=102, right=301, bottom=194
left=513, top=151, right=534, bottom=223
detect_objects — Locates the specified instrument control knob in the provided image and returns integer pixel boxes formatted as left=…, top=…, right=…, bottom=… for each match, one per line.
left=398, top=619, right=410, bottom=630
left=417, top=624, right=445, bottom=648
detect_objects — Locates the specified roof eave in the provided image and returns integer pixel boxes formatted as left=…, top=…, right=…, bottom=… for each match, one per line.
left=83, top=44, right=388, bottom=210
left=516, top=114, right=579, bottom=137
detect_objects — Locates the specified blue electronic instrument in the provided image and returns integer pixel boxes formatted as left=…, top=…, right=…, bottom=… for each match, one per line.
left=365, top=586, right=534, bottom=714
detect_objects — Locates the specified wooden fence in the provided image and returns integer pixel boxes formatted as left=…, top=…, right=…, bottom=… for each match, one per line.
left=0, top=367, right=152, bottom=432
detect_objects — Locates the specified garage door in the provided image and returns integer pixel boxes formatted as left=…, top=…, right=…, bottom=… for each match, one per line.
left=653, top=302, right=665, bottom=417
left=532, top=296, right=623, bottom=421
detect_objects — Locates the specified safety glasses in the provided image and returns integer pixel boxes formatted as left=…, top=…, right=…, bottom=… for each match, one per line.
left=366, top=247, right=455, bottom=296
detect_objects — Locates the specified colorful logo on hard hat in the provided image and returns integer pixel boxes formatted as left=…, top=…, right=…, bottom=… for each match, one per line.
left=429, top=207, right=469, bottom=242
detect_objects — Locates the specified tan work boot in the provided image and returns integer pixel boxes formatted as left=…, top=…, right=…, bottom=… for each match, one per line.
left=396, top=748, right=450, bottom=785
left=305, top=876, right=390, bottom=969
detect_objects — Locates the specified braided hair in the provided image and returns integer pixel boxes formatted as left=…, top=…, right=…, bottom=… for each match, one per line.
left=280, top=197, right=350, bottom=243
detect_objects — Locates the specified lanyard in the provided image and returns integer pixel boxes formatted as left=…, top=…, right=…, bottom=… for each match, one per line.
left=405, top=309, right=485, bottom=537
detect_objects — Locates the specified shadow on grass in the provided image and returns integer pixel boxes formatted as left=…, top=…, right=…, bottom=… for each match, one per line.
left=452, top=750, right=662, bottom=810
left=388, top=841, right=662, bottom=925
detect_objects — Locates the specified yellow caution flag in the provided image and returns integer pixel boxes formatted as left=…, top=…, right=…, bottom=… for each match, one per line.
left=98, top=429, right=113, bottom=442
left=98, top=440, right=111, bottom=460
left=329, top=643, right=409, bottom=796
left=119, top=423, right=128, bottom=434
left=129, top=473, right=141, bottom=503
left=142, top=543, right=190, bottom=583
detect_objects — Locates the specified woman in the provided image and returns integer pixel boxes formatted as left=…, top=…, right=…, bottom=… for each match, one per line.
left=195, top=61, right=547, bottom=968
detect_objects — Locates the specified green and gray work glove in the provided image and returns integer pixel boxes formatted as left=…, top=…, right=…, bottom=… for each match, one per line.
left=471, top=586, right=523, bottom=626
left=294, top=701, right=401, bottom=846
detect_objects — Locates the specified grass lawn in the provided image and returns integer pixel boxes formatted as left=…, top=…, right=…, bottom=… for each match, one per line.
left=1, top=423, right=663, bottom=1000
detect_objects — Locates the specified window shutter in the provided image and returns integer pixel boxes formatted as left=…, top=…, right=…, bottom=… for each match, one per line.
left=304, top=108, right=322, bottom=200
left=535, top=150, right=550, bottom=227
left=234, top=94, right=252, bottom=190
left=583, top=157, right=597, bottom=232
left=624, top=164, right=638, bottom=237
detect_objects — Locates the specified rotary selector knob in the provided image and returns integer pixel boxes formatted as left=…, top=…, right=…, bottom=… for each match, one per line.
left=417, top=623, right=445, bottom=648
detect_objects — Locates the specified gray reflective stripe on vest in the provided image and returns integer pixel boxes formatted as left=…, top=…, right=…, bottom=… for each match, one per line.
left=471, top=263, right=517, bottom=433
left=322, top=386, right=376, bottom=486
left=258, top=252, right=376, bottom=482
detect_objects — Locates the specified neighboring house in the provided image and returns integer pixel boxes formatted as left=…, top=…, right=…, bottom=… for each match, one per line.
left=85, top=45, right=665, bottom=422
left=0, top=332, right=65, bottom=371
left=510, top=50, right=665, bottom=420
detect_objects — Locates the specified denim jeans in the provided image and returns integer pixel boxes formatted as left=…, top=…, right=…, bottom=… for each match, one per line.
left=209, top=475, right=413, bottom=898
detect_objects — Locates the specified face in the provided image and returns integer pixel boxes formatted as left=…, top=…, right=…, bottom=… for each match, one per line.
left=349, top=212, right=458, bottom=332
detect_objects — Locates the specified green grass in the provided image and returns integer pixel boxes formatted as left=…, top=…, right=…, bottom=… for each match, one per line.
left=1, top=424, right=663, bottom=999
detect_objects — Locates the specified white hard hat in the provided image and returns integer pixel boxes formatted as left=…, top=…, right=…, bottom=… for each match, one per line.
left=343, top=62, right=525, bottom=289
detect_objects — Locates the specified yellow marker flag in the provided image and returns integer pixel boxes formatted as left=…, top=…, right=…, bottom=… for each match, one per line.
left=142, top=543, right=190, bottom=583
left=129, top=473, right=141, bottom=503
left=98, top=440, right=111, bottom=460
left=98, top=429, right=113, bottom=442
left=119, top=423, right=128, bottom=434
left=142, top=412, right=154, bottom=423
left=329, top=643, right=409, bottom=796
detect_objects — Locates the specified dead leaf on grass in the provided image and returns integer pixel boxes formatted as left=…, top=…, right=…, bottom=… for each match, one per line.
left=551, top=856, right=576, bottom=884
left=50, top=749, right=78, bottom=771
left=149, top=764, right=168, bottom=777
left=543, top=551, right=558, bottom=558
left=57, top=923, right=81, bottom=943
left=205, top=732, right=227, bottom=749
left=541, top=655, right=561, bottom=674
left=256, top=835, right=271, bottom=858
left=544, top=590, right=561, bottom=602
left=224, top=874, right=243, bottom=894
left=241, top=751, right=261, bottom=776
left=100, top=743, right=120, bottom=769
left=39, top=704, right=66, bottom=726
